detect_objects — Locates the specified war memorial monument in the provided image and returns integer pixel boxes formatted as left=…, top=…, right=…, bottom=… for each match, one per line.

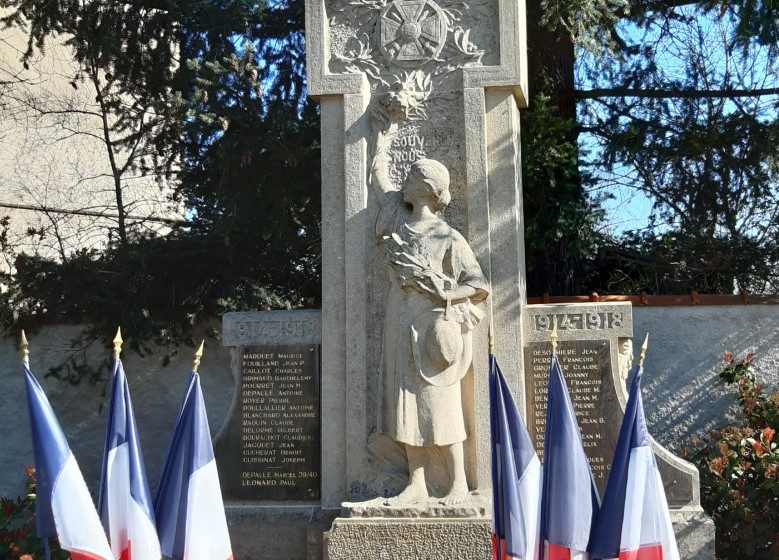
left=214, top=0, right=717, bottom=556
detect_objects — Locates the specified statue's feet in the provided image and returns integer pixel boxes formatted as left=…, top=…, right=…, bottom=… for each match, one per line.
left=440, top=479, right=469, bottom=506
left=384, top=483, right=428, bottom=506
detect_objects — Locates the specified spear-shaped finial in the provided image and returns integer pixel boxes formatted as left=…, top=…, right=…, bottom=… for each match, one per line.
left=488, top=312, right=495, bottom=355
left=20, top=330, right=29, bottom=366
left=550, top=316, right=559, bottom=355
left=638, top=333, right=649, bottom=368
left=113, top=327, right=123, bottom=360
left=193, top=340, right=205, bottom=373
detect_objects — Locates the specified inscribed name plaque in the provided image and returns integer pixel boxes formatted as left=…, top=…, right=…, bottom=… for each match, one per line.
left=218, top=310, right=321, bottom=501
left=524, top=340, right=611, bottom=486
left=523, top=303, right=633, bottom=493
left=239, top=345, right=320, bottom=499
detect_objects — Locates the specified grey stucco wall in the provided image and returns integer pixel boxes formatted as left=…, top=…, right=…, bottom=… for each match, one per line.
left=0, top=323, right=234, bottom=497
left=0, top=306, right=776, bottom=499
left=634, top=305, right=779, bottom=455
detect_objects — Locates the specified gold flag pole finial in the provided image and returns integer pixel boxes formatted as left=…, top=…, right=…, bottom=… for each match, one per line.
left=550, top=316, right=559, bottom=355
left=193, top=340, right=205, bottom=373
left=488, top=312, right=495, bottom=355
left=638, top=333, right=649, bottom=368
left=20, top=330, right=29, bottom=366
left=113, top=327, right=123, bottom=360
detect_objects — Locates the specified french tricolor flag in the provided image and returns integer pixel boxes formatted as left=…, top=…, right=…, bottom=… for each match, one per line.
left=490, top=355, right=542, bottom=560
left=154, top=370, right=233, bottom=560
left=98, top=359, right=161, bottom=560
left=23, top=363, right=113, bottom=560
left=588, top=365, right=680, bottom=560
left=540, top=354, right=600, bottom=560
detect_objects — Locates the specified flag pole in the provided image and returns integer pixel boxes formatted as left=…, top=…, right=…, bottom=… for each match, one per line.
left=550, top=316, right=558, bottom=356
left=638, top=333, right=649, bottom=367
left=113, top=327, right=123, bottom=360
left=21, top=330, right=51, bottom=560
left=193, top=340, right=205, bottom=373
left=20, top=330, right=29, bottom=367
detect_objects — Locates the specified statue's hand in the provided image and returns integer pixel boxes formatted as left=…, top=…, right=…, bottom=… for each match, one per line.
left=428, top=275, right=449, bottom=301
left=413, top=270, right=449, bottom=301
left=372, top=104, right=393, bottom=134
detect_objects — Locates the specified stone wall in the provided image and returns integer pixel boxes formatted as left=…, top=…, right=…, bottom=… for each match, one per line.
left=0, top=305, right=776, bottom=499
left=0, top=323, right=234, bottom=497
left=634, top=305, right=779, bottom=455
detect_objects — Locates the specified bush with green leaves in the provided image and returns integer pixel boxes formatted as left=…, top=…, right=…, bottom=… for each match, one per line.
left=687, top=352, right=779, bottom=559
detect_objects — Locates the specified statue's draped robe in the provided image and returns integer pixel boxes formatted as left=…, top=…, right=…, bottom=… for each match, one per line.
left=378, top=192, right=488, bottom=447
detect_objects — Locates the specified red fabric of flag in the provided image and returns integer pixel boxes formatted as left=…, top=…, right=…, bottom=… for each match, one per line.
left=547, top=543, right=572, bottom=560
left=69, top=551, right=111, bottom=560
left=619, top=544, right=663, bottom=560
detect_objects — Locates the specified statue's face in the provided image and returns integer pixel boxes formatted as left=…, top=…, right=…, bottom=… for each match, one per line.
left=403, top=172, right=422, bottom=205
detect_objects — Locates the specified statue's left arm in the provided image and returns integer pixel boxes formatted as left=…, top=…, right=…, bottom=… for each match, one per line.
left=429, top=231, right=489, bottom=304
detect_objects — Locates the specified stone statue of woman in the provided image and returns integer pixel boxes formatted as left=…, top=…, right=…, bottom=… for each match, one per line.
left=370, top=101, right=489, bottom=506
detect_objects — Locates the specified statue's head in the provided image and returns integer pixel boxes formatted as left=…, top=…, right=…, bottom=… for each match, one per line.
left=403, top=158, right=451, bottom=213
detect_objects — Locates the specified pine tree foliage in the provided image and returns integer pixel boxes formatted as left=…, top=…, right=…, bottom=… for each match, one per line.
left=522, top=93, right=604, bottom=294
left=570, top=1, right=779, bottom=293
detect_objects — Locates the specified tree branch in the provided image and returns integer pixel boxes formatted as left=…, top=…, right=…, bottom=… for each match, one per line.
left=0, top=201, right=186, bottom=224
left=577, top=87, right=779, bottom=99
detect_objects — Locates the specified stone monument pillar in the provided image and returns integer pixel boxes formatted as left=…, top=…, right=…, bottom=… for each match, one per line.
left=306, top=0, right=530, bottom=555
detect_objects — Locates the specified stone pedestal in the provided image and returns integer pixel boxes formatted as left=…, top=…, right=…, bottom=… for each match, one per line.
left=323, top=509, right=716, bottom=560
left=324, top=518, right=491, bottom=560
left=671, top=508, right=717, bottom=560
left=324, top=499, right=492, bottom=560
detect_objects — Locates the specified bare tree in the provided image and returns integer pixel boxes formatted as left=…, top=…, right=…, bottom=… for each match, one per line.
left=0, top=25, right=182, bottom=263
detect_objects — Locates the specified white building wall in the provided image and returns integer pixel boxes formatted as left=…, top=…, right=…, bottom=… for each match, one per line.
left=0, top=20, right=182, bottom=267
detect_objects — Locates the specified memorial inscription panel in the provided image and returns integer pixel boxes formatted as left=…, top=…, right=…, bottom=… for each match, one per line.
left=218, top=343, right=321, bottom=501
left=524, top=340, right=611, bottom=487
left=522, top=303, right=634, bottom=493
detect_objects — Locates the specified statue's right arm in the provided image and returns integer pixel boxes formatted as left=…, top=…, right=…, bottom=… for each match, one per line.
left=370, top=115, right=403, bottom=238
left=369, top=122, right=399, bottom=202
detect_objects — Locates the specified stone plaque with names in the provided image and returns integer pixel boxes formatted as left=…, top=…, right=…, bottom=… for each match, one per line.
left=218, top=311, right=321, bottom=501
left=524, top=340, right=612, bottom=488
left=523, top=303, right=633, bottom=493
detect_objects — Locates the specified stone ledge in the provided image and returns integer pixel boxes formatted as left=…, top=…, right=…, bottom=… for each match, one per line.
left=224, top=504, right=339, bottom=560
left=342, top=493, right=490, bottom=519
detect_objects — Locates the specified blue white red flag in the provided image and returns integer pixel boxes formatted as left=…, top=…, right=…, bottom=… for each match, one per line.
left=490, top=355, right=542, bottom=560
left=154, top=370, right=233, bottom=560
left=23, top=363, right=113, bottom=560
left=98, top=359, right=161, bottom=560
left=540, top=354, right=600, bottom=560
left=588, top=365, right=679, bottom=560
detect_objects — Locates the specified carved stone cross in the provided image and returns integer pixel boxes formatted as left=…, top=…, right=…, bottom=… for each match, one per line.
left=306, top=0, right=529, bottom=507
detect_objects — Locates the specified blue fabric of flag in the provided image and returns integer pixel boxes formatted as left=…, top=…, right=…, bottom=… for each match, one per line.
left=540, top=354, right=600, bottom=552
left=153, top=371, right=216, bottom=558
left=98, top=359, right=157, bottom=526
left=490, top=355, right=537, bottom=558
left=588, top=365, right=649, bottom=559
left=23, top=363, right=72, bottom=540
